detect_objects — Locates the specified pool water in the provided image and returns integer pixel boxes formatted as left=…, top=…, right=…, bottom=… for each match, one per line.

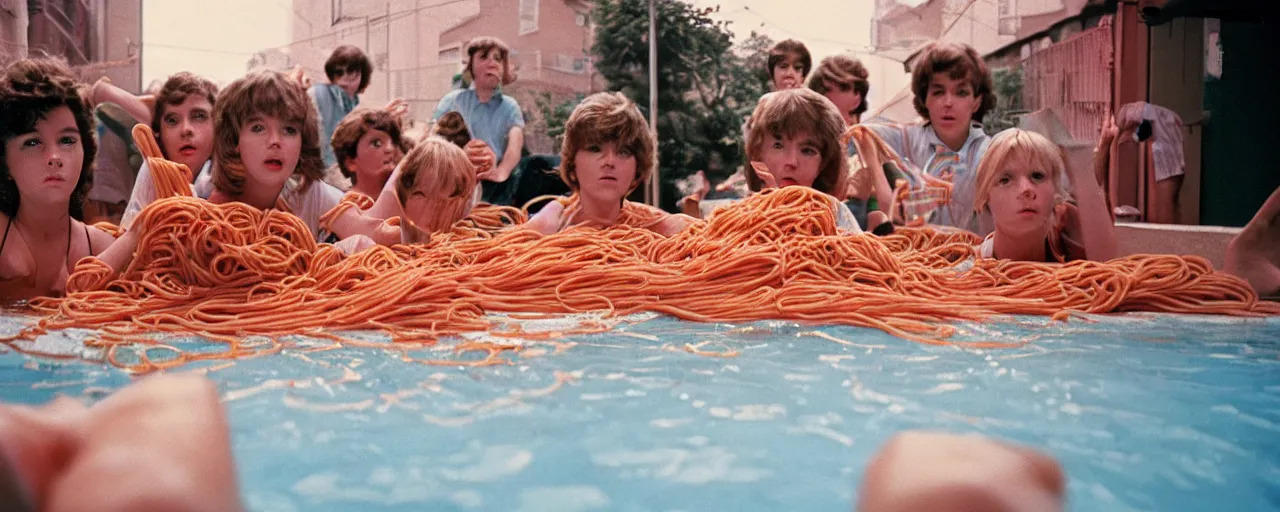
left=2, top=312, right=1279, bottom=511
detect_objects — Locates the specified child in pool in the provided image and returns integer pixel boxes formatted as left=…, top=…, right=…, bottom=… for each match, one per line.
left=120, top=72, right=220, bottom=230
left=206, top=69, right=342, bottom=241
left=0, top=59, right=131, bottom=301
left=327, top=107, right=411, bottom=200
left=320, top=110, right=492, bottom=242
left=331, top=136, right=478, bottom=255
left=689, top=88, right=863, bottom=233
left=971, top=128, right=1117, bottom=262
left=524, top=92, right=692, bottom=236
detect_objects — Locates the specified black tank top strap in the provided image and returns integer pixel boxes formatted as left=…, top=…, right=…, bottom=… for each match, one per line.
left=0, top=216, right=12, bottom=257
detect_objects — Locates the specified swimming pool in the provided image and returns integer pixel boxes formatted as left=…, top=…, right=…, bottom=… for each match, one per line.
left=2, top=312, right=1278, bottom=511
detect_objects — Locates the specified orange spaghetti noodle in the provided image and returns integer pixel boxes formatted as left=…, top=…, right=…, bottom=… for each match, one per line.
left=1, top=186, right=1274, bottom=373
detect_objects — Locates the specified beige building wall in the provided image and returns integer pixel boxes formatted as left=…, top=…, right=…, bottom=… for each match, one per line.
left=1, top=0, right=29, bottom=62
left=283, top=0, right=479, bottom=124
left=98, top=0, right=142, bottom=92
left=276, top=0, right=598, bottom=153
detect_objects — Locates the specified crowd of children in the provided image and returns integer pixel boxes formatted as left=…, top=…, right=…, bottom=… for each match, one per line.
left=2, top=32, right=1279, bottom=509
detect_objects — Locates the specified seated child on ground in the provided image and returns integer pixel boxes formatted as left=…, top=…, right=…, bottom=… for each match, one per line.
left=524, top=92, right=693, bottom=236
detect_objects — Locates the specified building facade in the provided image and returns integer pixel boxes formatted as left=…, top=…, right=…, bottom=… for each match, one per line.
left=263, top=0, right=601, bottom=153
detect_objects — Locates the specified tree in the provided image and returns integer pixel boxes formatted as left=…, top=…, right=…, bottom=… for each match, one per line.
left=534, top=91, right=585, bottom=152
left=983, top=66, right=1025, bottom=135
left=589, top=0, right=768, bottom=211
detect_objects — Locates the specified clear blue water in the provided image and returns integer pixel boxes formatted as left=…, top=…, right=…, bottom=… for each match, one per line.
left=2, top=312, right=1279, bottom=512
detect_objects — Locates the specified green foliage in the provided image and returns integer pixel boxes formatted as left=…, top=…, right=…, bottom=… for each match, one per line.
left=590, top=0, right=769, bottom=210
left=983, top=66, right=1025, bottom=135
left=534, top=91, right=586, bottom=151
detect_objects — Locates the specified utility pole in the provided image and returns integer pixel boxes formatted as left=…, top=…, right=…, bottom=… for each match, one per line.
left=645, top=0, right=659, bottom=207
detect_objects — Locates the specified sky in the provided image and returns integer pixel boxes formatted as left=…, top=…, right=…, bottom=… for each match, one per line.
left=684, top=0, right=912, bottom=108
left=142, top=0, right=913, bottom=100
left=141, top=0, right=292, bottom=86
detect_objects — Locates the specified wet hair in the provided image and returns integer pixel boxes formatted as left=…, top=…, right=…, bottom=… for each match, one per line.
left=395, top=137, right=476, bottom=232
left=0, top=58, right=96, bottom=220
left=743, top=88, right=848, bottom=196
left=911, top=42, right=996, bottom=122
left=211, top=69, right=325, bottom=196
left=973, top=128, right=1068, bottom=214
left=151, top=72, right=219, bottom=159
left=432, top=111, right=472, bottom=148
left=559, top=92, right=655, bottom=195
left=807, top=55, right=870, bottom=116
left=324, top=45, right=374, bottom=94
left=463, top=37, right=517, bottom=86
left=330, top=107, right=406, bottom=183
left=767, top=39, right=813, bottom=81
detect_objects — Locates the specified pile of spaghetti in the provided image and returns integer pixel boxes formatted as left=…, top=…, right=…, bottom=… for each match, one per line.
left=6, top=186, right=1277, bottom=372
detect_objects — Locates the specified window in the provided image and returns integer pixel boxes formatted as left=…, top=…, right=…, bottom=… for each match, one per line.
left=519, top=0, right=540, bottom=35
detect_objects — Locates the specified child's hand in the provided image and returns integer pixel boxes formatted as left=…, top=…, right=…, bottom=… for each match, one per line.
left=678, top=171, right=711, bottom=219
left=692, top=171, right=710, bottom=201
left=286, top=66, right=311, bottom=90
left=384, top=98, right=409, bottom=120
left=464, top=140, right=497, bottom=179
left=0, top=375, right=243, bottom=512
left=858, top=431, right=1064, bottom=512
left=749, top=161, right=779, bottom=189
left=1097, top=115, right=1119, bottom=152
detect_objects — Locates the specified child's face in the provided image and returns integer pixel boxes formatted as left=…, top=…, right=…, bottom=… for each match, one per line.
left=334, top=70, right=362, bottom=97
left=574, top=141, right=637, bottom=204
left=771, top=54, right=803, bottom=90
left=821, top=79, right=862, bottom=126
left=3, top=106, right=83, bottom=207
left=760, top=131, right=821, bottom=189
left=237, top=115, right=301, bottom=191
left=987, top=153, right=1056, bottom=238
left=347, top=128, right=397, bottom=184
left=399, top=176, right=474, bottom=241
left=925, top=74, right=981, bottom=135
left=471, top=49, right=505, bottom=90
left=159, top=94, right=214, bottom=175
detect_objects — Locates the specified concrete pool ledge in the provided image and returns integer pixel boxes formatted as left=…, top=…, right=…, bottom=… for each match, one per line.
left=1115, top=222, right=1242, bottom=270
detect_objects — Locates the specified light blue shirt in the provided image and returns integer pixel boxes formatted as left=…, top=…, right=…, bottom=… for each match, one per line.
left=863, top=122, right=993, bottom=235
left=432, top=87, right=525, bottom=158
left=310, top=83, right=359, bottom=168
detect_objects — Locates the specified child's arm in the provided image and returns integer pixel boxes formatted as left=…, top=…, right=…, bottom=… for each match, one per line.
left=678, top=171, right=712, bottom=219
left=1063, top=126, right=1118, bottom=261
left=478, top=126, right=524, bottom=183
left=90, top=78, right=151, bottom=125
left=652, top=213, right=698, bottom=237
left=119, top=160, right=159, bottom=231
left=93, top=226, right=143, bottom=274
left=524, top=200, right=565, bottom=235
left=848, top=125, right=906, bottom=215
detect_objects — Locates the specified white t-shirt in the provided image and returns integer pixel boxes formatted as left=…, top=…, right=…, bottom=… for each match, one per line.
left=120, top=159, right=215, bottom=231
left=280, top=177, right=344, bottom=241
left=120, top=159, right=342, bottom=241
